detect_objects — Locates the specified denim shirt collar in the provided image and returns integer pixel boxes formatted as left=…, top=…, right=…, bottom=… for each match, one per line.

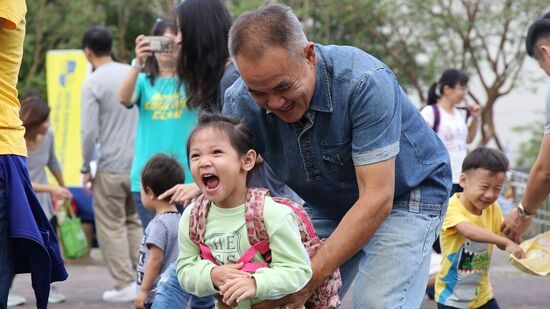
left=265, top=45, right=333, bottom=116
left=309, top=45, right=333, bottom=113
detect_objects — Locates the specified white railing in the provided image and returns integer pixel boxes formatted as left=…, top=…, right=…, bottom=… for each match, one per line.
left=503, top=170, right=550, bottom=238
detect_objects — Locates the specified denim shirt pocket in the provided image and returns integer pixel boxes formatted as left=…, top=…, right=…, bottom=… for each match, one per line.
left=322, top=138, right=352, bottom=166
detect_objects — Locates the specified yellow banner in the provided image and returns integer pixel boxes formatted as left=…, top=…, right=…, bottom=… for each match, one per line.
left=46, top=50, right=89, bottom=186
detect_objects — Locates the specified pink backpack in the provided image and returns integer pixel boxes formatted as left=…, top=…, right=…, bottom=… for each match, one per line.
left=189, top=187, right=342, bottom=308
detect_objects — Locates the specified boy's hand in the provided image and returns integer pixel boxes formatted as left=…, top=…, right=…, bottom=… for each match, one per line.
left=135, top=290, right=148, bottom=309
left=211, top=262, right=249, bottom=288
left=505, top=240, right=526, bottom=259
left=220, top=276, right=256, bottom=306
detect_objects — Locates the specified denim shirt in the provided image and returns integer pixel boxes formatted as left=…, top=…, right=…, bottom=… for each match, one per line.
left=224, top=44, right=451, bottom=220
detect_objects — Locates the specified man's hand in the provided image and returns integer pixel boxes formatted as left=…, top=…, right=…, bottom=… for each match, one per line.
left=220, top=276, right=256, bottom=306
left=158, top=183, right=201, bottom=206
left=82, top=173, right=93, bottom=195
left=500, top=208, right=533, bottom=243
left=210, top=263, right=249, bottom=288
left=134, top=290, right=148, bottom=309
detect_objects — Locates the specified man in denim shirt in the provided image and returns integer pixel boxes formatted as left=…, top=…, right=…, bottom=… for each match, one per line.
left=223, top=4, right=451, bottom=308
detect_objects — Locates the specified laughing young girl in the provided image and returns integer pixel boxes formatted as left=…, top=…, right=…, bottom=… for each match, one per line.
left=177, top=114, right=312, bottom=308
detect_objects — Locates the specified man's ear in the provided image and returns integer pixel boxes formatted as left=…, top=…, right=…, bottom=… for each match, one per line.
left=242, top=149, right=257, bottom=172
left=83, top=47, right=92, bottom=60
left=304, top=42, right=316, bottom=66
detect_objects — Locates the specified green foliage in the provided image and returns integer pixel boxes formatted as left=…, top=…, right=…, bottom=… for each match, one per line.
left=18, top=0, right=157, bottom=99
left=512, top=117, right=545, bottom=169
left=17, top=0, right=550, bottom=147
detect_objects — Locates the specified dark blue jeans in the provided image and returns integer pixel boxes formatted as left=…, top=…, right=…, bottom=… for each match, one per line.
left=0, top=170, right=15, bottom=308
left=151, top=263, right=214, bottom=309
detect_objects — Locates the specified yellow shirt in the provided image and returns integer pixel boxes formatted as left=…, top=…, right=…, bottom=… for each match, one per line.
left=435, top=193, right=503, bottom=308
left=0, top=0, right=27, bottom=156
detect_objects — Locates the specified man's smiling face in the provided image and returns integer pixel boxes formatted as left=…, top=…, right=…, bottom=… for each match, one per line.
left=236, top=43, right=317, bottom=123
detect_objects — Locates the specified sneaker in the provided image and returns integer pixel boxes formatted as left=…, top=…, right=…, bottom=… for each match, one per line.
left=7, top=292, right=26, bottom=307
left=102, top=282, right=136, bottom=302
left=48, top=287, right=66, bottom=303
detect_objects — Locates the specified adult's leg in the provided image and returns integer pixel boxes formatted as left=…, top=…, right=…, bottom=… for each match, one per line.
left=306, top=205, right=362, bottom=299
left=353, top=208, right=442, bottom=308
left=124, top=189, right=143, bottom=268
left=151, top=263, right=191, bottom=309
left=132, top=192, right=155, bottom=230
left=0, top=174, right=15, bottom=308
left=94, top=172, right=143, bottom=289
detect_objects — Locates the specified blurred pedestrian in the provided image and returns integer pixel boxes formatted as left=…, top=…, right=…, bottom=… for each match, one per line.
left=80, top=26, right=142, bottom=302
left=501, top=12, right=550, bottom=243
left=422, top=69, right=481, bottom=197
left=118, top=18, right=197, bottom=229
left=20, top=92, right=70, bottom=304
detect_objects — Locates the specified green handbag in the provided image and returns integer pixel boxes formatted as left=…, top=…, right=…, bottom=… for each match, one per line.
left=56, top=199, right=88, bottom=259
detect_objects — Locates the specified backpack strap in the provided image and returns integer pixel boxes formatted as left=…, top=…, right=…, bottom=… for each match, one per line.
left=431, top=104, right=441, bottom=132
left=272, top=196, right=316, bottom=239
left=189, top=194, right=218, bottom=265
left=456, top=106, right=471, bottom=122
left=244, top=188, right=272, bottom=264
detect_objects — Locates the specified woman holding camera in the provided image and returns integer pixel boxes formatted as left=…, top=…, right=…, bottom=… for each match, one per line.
left=118, top=19, right=198, bottom=229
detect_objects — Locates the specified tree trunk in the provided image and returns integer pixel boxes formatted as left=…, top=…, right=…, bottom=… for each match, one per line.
left=478, top=94, right=502, bottom=150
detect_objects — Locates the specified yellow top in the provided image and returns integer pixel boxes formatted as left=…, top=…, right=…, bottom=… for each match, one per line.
left=435, top=193, right=503, bottom=308
left=0, top=0, right=27, bottom=156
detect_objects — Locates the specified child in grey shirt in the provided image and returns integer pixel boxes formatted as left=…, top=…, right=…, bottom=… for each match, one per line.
left=135, top=154, right=184, bottom=309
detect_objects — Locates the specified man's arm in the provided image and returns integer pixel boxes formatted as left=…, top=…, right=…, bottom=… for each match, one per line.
left=501, top=134, right=550, bottom=242
left=310, top=158, right=394, bottom=284
left=80, top=83, right=98, bottom=172
left=519, top=134, right=550, bottom=213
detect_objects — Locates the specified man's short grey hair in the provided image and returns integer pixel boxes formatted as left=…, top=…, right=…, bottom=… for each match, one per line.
left=228, top=4, right=308, bottom=61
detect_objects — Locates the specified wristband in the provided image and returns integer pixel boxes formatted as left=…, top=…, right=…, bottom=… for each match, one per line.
left=131, top=58, right=145, bottom=70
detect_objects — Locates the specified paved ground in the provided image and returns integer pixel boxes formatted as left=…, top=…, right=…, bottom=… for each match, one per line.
left=10, top=249, right=550, bottom=308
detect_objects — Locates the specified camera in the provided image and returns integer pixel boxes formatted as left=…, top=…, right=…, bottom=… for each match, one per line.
left=143, top=36, right=173, bottom=53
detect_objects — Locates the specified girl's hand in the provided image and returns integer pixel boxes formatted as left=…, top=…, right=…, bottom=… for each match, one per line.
left=210, top=262, right=249, bottom=288
left=158, top=183, right=201, bottom=206
left=52, top=186, right=72, bottom=200
left=468, top=104, right=482, bottom=118
left=134, top=35, right=153, bottom=67
left=220, top=276, right=257, bottom=306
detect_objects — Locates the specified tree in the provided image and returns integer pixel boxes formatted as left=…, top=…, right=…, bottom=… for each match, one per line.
left=512, top=117, right=545, bottom=169
left=18, top=0, right=158, bottom=98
